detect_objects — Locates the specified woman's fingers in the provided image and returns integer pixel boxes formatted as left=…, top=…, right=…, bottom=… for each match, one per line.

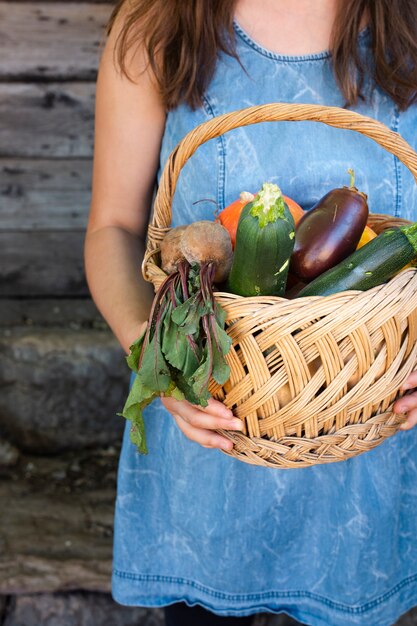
left=393, top=389, right=417, bottom=430
left=162, top=396, right=243, bottom=431
left=400, top=370, right=417, bottom=392
left=394, top=390, right=417, bottom=413
left=161, top=396, right=243, bottom=450
left=398, top=409, right=417, bottom=431
left=176, top=400, right=242, bottom=430
left=173, top=414, right=235, bottom=451
left=393, top=369, right=417, bottom=430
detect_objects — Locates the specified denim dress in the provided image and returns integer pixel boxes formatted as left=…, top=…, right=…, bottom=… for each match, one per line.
left=112, top=23, right=417, bottom=626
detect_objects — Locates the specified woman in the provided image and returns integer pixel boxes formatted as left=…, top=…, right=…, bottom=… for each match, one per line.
left=84, top=1, right=417, bottom=625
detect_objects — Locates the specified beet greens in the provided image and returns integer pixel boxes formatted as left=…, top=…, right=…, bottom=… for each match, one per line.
left=119, top=260, right=232, bottom=454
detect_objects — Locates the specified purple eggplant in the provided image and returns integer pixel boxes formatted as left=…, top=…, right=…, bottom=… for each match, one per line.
left=290, top=170, right=369, bottom=281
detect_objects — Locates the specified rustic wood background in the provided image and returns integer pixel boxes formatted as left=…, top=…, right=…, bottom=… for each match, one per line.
left=0, top=1, right=111, bottom=309
left=1, top=2, right=417, bottom=625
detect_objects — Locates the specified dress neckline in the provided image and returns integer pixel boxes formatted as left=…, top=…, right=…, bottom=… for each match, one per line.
left=233, top=20, right=370, bottom=63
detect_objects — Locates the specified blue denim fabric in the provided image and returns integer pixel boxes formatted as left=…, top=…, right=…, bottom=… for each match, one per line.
left=112, top=23, right=417, bottom=625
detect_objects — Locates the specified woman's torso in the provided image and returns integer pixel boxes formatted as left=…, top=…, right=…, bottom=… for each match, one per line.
left=113, top=21, right=417, bottom=626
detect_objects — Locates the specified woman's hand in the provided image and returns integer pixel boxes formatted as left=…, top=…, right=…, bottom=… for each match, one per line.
left=161, top=396, right=244, bottom=451
left=393, top=370, right=417, bottom=430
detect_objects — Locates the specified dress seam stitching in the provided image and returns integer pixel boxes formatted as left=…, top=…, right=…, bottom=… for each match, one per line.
left=112, top=569, right=417, bottom=615
left=391, top=107, right=402, bottom=217
left=201, top=95, right=226, bottom=211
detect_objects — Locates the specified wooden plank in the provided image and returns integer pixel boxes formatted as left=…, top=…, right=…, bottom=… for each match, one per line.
left=0, top=231, right=88, bottom=296
left=0, top=83, right=95, bottom=158
left=0, top=3, right=111, bottom=80
left=0, top=298, right=105, bottom=327
left=0, top=159, right=92, bottom=229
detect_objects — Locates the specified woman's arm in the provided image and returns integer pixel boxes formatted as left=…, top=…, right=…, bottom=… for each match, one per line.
left=84, top=17, right=242, bottom=450
left=85, top=19, right=164, bottom=353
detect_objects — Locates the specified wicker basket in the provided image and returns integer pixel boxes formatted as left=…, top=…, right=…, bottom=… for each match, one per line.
left=143, top=103, right=417, bottom=469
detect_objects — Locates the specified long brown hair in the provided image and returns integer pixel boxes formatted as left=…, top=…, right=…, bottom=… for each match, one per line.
left=108, top=0, right=417, bottom=111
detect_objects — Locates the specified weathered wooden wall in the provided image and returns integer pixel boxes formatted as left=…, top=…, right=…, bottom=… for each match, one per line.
left=0, top=2, right=110, bottom=309
left=0, top=0, right=129, bottom=449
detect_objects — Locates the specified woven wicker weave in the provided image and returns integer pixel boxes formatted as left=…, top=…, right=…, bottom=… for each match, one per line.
left=143, top=103, right=417, bottom=468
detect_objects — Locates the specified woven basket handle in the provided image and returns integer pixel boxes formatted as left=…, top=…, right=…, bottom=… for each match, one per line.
left=145, top=102, right=417, bottom=271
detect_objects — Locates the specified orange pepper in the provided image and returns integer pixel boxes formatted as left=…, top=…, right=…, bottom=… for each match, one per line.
left=283, top=195, right=305, bottom=225
left=216, top=191, right=254, bottom=249
left=356, top=224, right=377, bottom=249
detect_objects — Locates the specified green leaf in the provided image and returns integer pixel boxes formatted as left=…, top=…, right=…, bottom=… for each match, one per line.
left=123, top=373, right=155, bottom=410
left=167, top=335, right=200, bottom=378
left=183, top=343, right=201, bottom=378
left=183, top=300, right=213, bottom=335
left=126, top=330, right=146, bottom=372
left=168, top=369, right=200, bottom=405
left=190, top=349, right=212, bottom=405
left=170, top=385, right=185, bottom=402
left=187, top=263, right=201, bottom=293
left=161, top=301, right=175, bottom=346
left=129, top=421, right=147, bottom=454
left=118, top=375, right=156, bottom=455
left=211, top=341, right=231, bottom=385
left=214, top=302, right=227, bottom=327
left=118, top=377, right=188, bottom=455
left=177, top=303, right=201, bottom=335
left=209, top=317, right=231, bottom=386
left=212, top=319, right=232, bottom=355
left=171, top=294, right=197, bottom=326
left=139, top=334, right=171, bottom=393
left=162, top=309, right=200, bottom=374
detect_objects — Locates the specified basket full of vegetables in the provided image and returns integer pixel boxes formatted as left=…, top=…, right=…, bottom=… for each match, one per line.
left=124, top=102, right=417, bottom=468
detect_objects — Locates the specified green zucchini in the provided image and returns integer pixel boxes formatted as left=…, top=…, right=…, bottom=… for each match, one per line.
left=297, top=222, right=417, bottom=297
left=227, top=182, right=295, bottom=297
